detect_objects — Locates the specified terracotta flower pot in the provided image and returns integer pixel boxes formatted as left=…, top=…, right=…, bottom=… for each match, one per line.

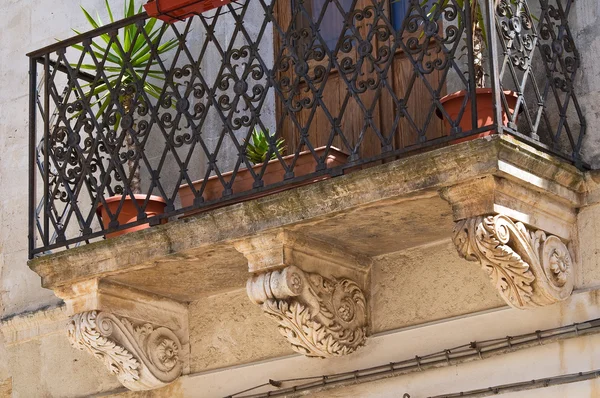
left=97, top=195, right=167, bottom=239
left=144, top=0, right=233, bottom=23
left=436, top=88, right=519, bottom=143
left=179, top=146, right=348, bottom=216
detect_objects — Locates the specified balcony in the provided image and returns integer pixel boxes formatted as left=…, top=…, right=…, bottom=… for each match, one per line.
left=27, top=0, right=586, bottom=257
left=25, top=0, right=592, bottom=393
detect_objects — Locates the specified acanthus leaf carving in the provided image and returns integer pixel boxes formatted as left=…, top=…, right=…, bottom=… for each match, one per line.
left=453, top=214, right=574, bottom=309
left=67, top=311, right=183, bottom=391
left=247, top=266, right=368, bottom=358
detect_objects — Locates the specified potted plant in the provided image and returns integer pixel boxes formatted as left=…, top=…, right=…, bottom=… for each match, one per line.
left=143, top=0, right=234, bottom=23
left=72, top=0, right=178, bottom=238
left=426, top=0, right=519, bottom=138
left=178, top=129, right=348, bottom=215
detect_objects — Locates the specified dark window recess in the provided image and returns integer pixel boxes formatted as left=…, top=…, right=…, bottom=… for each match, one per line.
left=391, top=0, right=436, bottom=31
left=292, top=0, right=354, bottom=54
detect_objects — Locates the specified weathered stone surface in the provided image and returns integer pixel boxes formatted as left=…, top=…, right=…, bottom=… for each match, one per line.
left=371, top=240, right=505, bottom=333
left=29, top=136, right=585, bottom=301
left=237, top=230, right=371, bottom=358
left=189, top=289, right=293, bottom=373
left=441, top=175, right=578, bottom=240
left=104, top=381, right=185, bottom=398
left=291, top=194, right=455, bottom=257
left=68, top=311, right=185, bottom=391
left=454, top=215, right=575, bottom=309
left=577, top=202, right=600, bottom=289
left=107, top=244, right=249, bottom=302
left=4, top=0, right=600, bottom=396
left=49, top=280, right=190, bottom=391
left=5, top=332, right=121, bottom=397
left=0, top=377, right=11, bottom=398
left=0, top=304, right=66, bottom=346
left=248, top=266, right=369, bottom=358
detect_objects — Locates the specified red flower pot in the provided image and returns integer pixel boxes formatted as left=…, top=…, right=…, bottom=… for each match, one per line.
left=144, top=0, right=234, bottom=23
left=436, top=88, right=519, bottom=143
left=178, top=146, right=348, bottom=216
left=96, top=195, right=167, bottom=239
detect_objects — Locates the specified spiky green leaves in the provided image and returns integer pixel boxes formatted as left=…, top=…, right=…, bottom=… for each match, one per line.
left=72, top=0, right=178, bottom=119
left=245, top=129, right=286, bottom=165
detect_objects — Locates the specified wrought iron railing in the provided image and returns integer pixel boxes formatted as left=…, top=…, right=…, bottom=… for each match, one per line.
left=28, top=0, right=585, bottom=258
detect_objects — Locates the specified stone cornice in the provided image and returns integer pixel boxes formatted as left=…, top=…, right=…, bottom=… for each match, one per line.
left=440, top=175, right=578, bottom=240
left=0, top=305, right=67, bottom=346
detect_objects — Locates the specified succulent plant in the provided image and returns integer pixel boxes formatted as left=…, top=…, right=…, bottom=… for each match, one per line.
left=245, top=128, right=286, bottom=165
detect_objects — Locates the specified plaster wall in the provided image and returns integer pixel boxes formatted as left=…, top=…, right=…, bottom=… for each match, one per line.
left=573, top=0, right=600, bottom=168
left=0, top=0, right=115, bottom=320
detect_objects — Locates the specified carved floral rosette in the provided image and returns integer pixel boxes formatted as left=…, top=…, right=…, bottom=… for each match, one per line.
left=247, top=266, right=368, bottom=358
left=68, top=311, right=183, bottom=391
left=453, top=214, right=574, bottom=309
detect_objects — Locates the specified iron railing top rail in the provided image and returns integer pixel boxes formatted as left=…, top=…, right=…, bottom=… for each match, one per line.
left=27, top=0, right=586, bottom=258
left=27, top=12, right=150, bottom=59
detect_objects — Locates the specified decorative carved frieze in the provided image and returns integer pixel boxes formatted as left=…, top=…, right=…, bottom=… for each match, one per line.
left=247, top=266, right=368, bottom=358
left=453, top=214, right=574, bottom=309
left=68, top=311, right=183, bottom=391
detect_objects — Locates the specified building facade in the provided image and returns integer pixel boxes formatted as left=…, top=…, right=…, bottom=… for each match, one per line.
left=2, top=0, right=600, bottom=397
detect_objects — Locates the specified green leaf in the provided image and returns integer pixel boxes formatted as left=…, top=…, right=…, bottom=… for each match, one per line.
left=475, top=2, right=487, bottom=45
left=105, top=0, right=114, bottom=23
left=131, top=18, right=158, bottom=56
left=245, top=128, right=286, bottom=164
left=69, top=0, right=179, bottom=131
left=80, top=6, right=100, bottom=29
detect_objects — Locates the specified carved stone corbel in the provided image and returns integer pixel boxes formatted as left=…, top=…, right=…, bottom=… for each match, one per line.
left=56, top=281, right=189, bottom=391
left=247, top=266, right=368, bottom=358
left=237, top=230, right=371, bottom=358
left=68, top=311, right=183, bottom=391
left=453, top=214, right=575, bottom=309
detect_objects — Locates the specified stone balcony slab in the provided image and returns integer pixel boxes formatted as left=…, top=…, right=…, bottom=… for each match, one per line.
left=29, top=135, right=585, bottom=302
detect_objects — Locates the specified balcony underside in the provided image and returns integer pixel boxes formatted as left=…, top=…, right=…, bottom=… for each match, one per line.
left=24, top=133, right=593, bottom=391
left=29, top=135, right=584, bottom=301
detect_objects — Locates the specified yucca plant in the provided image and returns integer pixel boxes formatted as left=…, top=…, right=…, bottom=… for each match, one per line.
left=245, top=128, right=286, bottom=165
left=73, top=0, right=178, bottom=194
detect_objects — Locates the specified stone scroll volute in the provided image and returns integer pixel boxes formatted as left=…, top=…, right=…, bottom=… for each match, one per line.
left=68, top=311, right=183, bottom=391
left=453, top=214, right=575, bottom=309
left=247, top=266, right=368, bottom=358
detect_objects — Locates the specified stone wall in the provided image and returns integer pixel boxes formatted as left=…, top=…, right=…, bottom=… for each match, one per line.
left=573, top=0, right=600, bottom=167
left=0, top=0, right=115, bottom=320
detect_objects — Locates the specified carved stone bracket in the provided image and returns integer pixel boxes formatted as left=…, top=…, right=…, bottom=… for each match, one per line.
left=453, top=214, right=575, bottom=309
left=68, top=311, right=183, bottom=391
left=247, top=266, right=368, bottom=358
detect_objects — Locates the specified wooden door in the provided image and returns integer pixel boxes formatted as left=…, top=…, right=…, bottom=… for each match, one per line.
left=272, top=0, right=445, bottom=161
